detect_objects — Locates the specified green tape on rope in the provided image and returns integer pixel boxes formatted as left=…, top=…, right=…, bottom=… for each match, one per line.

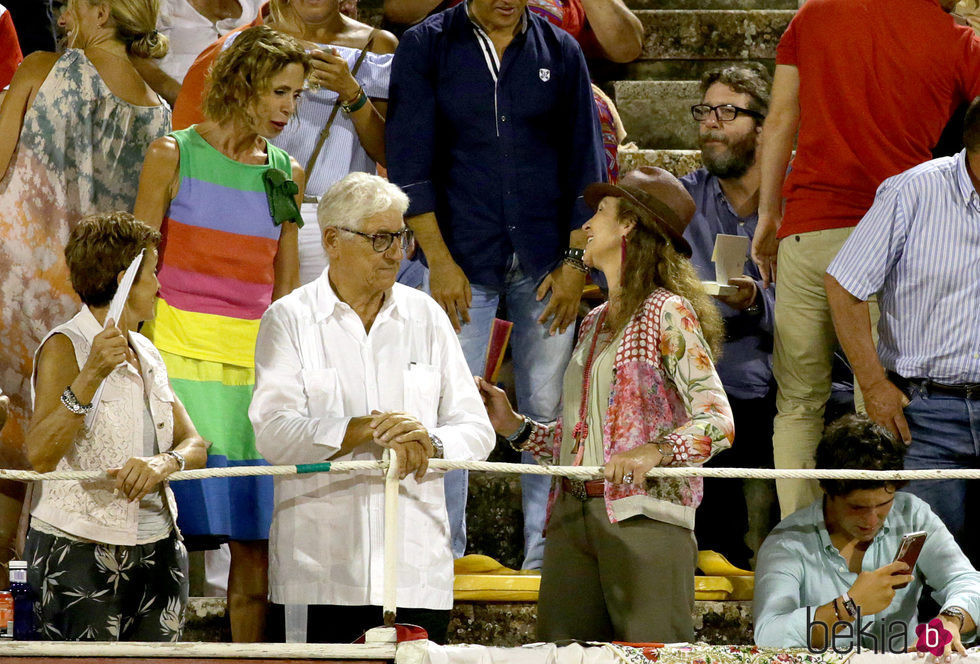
left=296, top=462, right=333, bottom=474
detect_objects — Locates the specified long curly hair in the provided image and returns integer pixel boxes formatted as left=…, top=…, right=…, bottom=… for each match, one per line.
left=610, top=198, right=724, bottom=359
left=202, top=25, right=312, bottom=128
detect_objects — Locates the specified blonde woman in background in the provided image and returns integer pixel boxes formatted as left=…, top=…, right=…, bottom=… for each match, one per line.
left=0, top=0, right=170, bottom=571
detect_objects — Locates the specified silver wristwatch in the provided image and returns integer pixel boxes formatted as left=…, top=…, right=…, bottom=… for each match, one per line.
left=429, top=434, right=445, bottom=459
left=165, top=450, right=186, bottom=472
left=941, top=606, right=967, bottom=631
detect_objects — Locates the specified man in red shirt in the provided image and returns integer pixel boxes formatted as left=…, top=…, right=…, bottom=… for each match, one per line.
left=751, top=0, right=980, bottom=517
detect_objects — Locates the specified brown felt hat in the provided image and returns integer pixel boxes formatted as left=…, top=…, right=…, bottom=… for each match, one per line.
left=583, top=167, right=695, bottom=257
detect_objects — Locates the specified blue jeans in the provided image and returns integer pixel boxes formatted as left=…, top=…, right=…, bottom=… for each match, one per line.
left=902, top=386, right=980, bottom=557
left=397, top=257, right=427, bottom=290
left=434, top=256, right=574, bottom=567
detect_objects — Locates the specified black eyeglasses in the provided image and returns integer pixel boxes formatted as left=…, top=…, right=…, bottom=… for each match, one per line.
left=337, top=227, right=414, bottom=253
left=691, top=104, right=765, bottom=123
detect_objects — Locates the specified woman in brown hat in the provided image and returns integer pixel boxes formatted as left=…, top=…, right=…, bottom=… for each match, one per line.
left=478, top=167, right=735, bottom=643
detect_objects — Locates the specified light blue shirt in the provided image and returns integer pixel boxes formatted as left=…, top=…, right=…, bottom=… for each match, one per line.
left=754, top=492, right=980, bottom=649
left=827, top=150, right=980, bottom=384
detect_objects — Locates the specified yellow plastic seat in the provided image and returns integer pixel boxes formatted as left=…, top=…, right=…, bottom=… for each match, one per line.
left=452, top=551, right=755, bottom=602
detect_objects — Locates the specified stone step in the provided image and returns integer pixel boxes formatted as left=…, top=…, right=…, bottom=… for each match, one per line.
left=619, top=147, right=703, bottom=177
left=635, top=9, right=794, bottom=61
left=615, top=79, right=704, bottom=149
left=590, top=58, right=774, bottom=84
left=182, top=597, right=753, bottom=646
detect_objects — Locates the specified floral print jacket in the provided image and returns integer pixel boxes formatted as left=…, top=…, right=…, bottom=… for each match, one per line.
left=524, top=288, right=734, bottom=528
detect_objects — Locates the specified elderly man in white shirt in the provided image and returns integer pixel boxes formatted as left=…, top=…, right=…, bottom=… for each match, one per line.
left=250, top=172, right=495, bottom=644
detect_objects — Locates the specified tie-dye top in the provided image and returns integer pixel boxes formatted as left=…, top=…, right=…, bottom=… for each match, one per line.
left=0, top=48, right=169, bottom=450
left=146, top=126, right=291, bottom=368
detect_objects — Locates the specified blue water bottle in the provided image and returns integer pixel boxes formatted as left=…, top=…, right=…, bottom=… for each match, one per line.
left=9, top=561, right=35, bottom=640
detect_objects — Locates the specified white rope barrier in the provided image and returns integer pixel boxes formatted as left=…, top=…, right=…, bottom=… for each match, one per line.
left=430, top=460, right=980, bottom=481
left=0, top=460, right=384, bottom=482
left=17, top=456, right=978, bottom=637
left=8, top=460, right=980, bottom=482
left=0, top=640, right=397, bottom=659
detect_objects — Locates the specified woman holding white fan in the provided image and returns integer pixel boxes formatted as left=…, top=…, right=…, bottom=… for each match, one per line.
left=25, top=211, right=206, bottom=641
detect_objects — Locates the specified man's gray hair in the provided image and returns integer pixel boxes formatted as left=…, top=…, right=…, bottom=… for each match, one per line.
left=317, top=172, right=410, bottom=234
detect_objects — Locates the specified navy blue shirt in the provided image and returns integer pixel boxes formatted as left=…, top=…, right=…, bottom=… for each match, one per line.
left=386, top=2, right=605, bottom=288
left=681, top=168, right=775, bottom=400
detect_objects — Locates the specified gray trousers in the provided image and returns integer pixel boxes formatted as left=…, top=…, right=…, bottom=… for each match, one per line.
left=537, top=490, right=697, bottom=643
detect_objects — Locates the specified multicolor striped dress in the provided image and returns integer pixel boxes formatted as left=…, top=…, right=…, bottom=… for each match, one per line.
left=143, top=126, right=293, bottom=542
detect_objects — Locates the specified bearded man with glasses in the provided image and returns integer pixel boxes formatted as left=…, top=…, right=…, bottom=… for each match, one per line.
left=249, top=172, right=495, bottom=643
left=680, top=63, right=778, bottom=570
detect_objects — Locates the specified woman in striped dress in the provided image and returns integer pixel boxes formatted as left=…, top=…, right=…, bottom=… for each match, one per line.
left=170, top=0, right=397, bottom=285
left=133, top=25, right=309, bottom=642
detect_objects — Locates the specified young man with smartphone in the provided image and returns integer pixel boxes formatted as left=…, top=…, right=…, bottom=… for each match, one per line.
left=754, top=415, right=980, bottom=654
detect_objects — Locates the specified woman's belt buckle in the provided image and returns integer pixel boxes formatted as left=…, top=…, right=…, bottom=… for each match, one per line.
left=564, top=478, right=589, bottom=501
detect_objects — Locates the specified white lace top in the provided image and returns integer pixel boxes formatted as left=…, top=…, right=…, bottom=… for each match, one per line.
left=30, top=307, right=181, bottom=546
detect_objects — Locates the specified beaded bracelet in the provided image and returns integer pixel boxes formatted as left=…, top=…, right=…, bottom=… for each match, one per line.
left=60, top=386, right=92, bottom=415
left=341, top=87, right=368, bottom=114
left=562, top=257, right=589, bottom=274
left=505, top=416, right=533, bottom=452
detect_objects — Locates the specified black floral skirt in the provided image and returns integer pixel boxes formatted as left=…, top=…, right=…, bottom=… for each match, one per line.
left=24, top=528, right=188, bottom=641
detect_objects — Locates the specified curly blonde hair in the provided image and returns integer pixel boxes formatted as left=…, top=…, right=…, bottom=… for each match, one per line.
left=611, top=198, right=724, bottom=359
left=202, top=25, right=312, bottom=127
left=67, top=0, right=169, bottom=58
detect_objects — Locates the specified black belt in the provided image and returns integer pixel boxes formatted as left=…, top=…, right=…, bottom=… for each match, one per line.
left=888, top=371, right=980, bottom=400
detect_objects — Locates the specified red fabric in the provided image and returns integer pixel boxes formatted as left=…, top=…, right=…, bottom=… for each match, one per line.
left=0, top=7, right=23, bottom=91
left=594, top=88, right=619, bottom=183
left=353, top=623, right=430, bottom=643
left=775, top=0, right=980, bottom=238
left=171, top=11, right=265, bottom=129
left=483, top=318, right=513, bottom=383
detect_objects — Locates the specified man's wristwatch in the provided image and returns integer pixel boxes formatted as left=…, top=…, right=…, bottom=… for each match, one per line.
left=165, top=450, right=186, bottom=472
left=429, top=434, right=445, bottom=459
left=941, top=606, right=967, bottom=631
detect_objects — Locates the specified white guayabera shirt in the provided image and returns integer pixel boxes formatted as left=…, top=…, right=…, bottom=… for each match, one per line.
left=250, top=270, right=495, bottom=608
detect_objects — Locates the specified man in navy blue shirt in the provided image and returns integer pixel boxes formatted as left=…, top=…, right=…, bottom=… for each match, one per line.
left=386, top=0, right=604, bottom=566
left=681, top=64, right=777, bottom=569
